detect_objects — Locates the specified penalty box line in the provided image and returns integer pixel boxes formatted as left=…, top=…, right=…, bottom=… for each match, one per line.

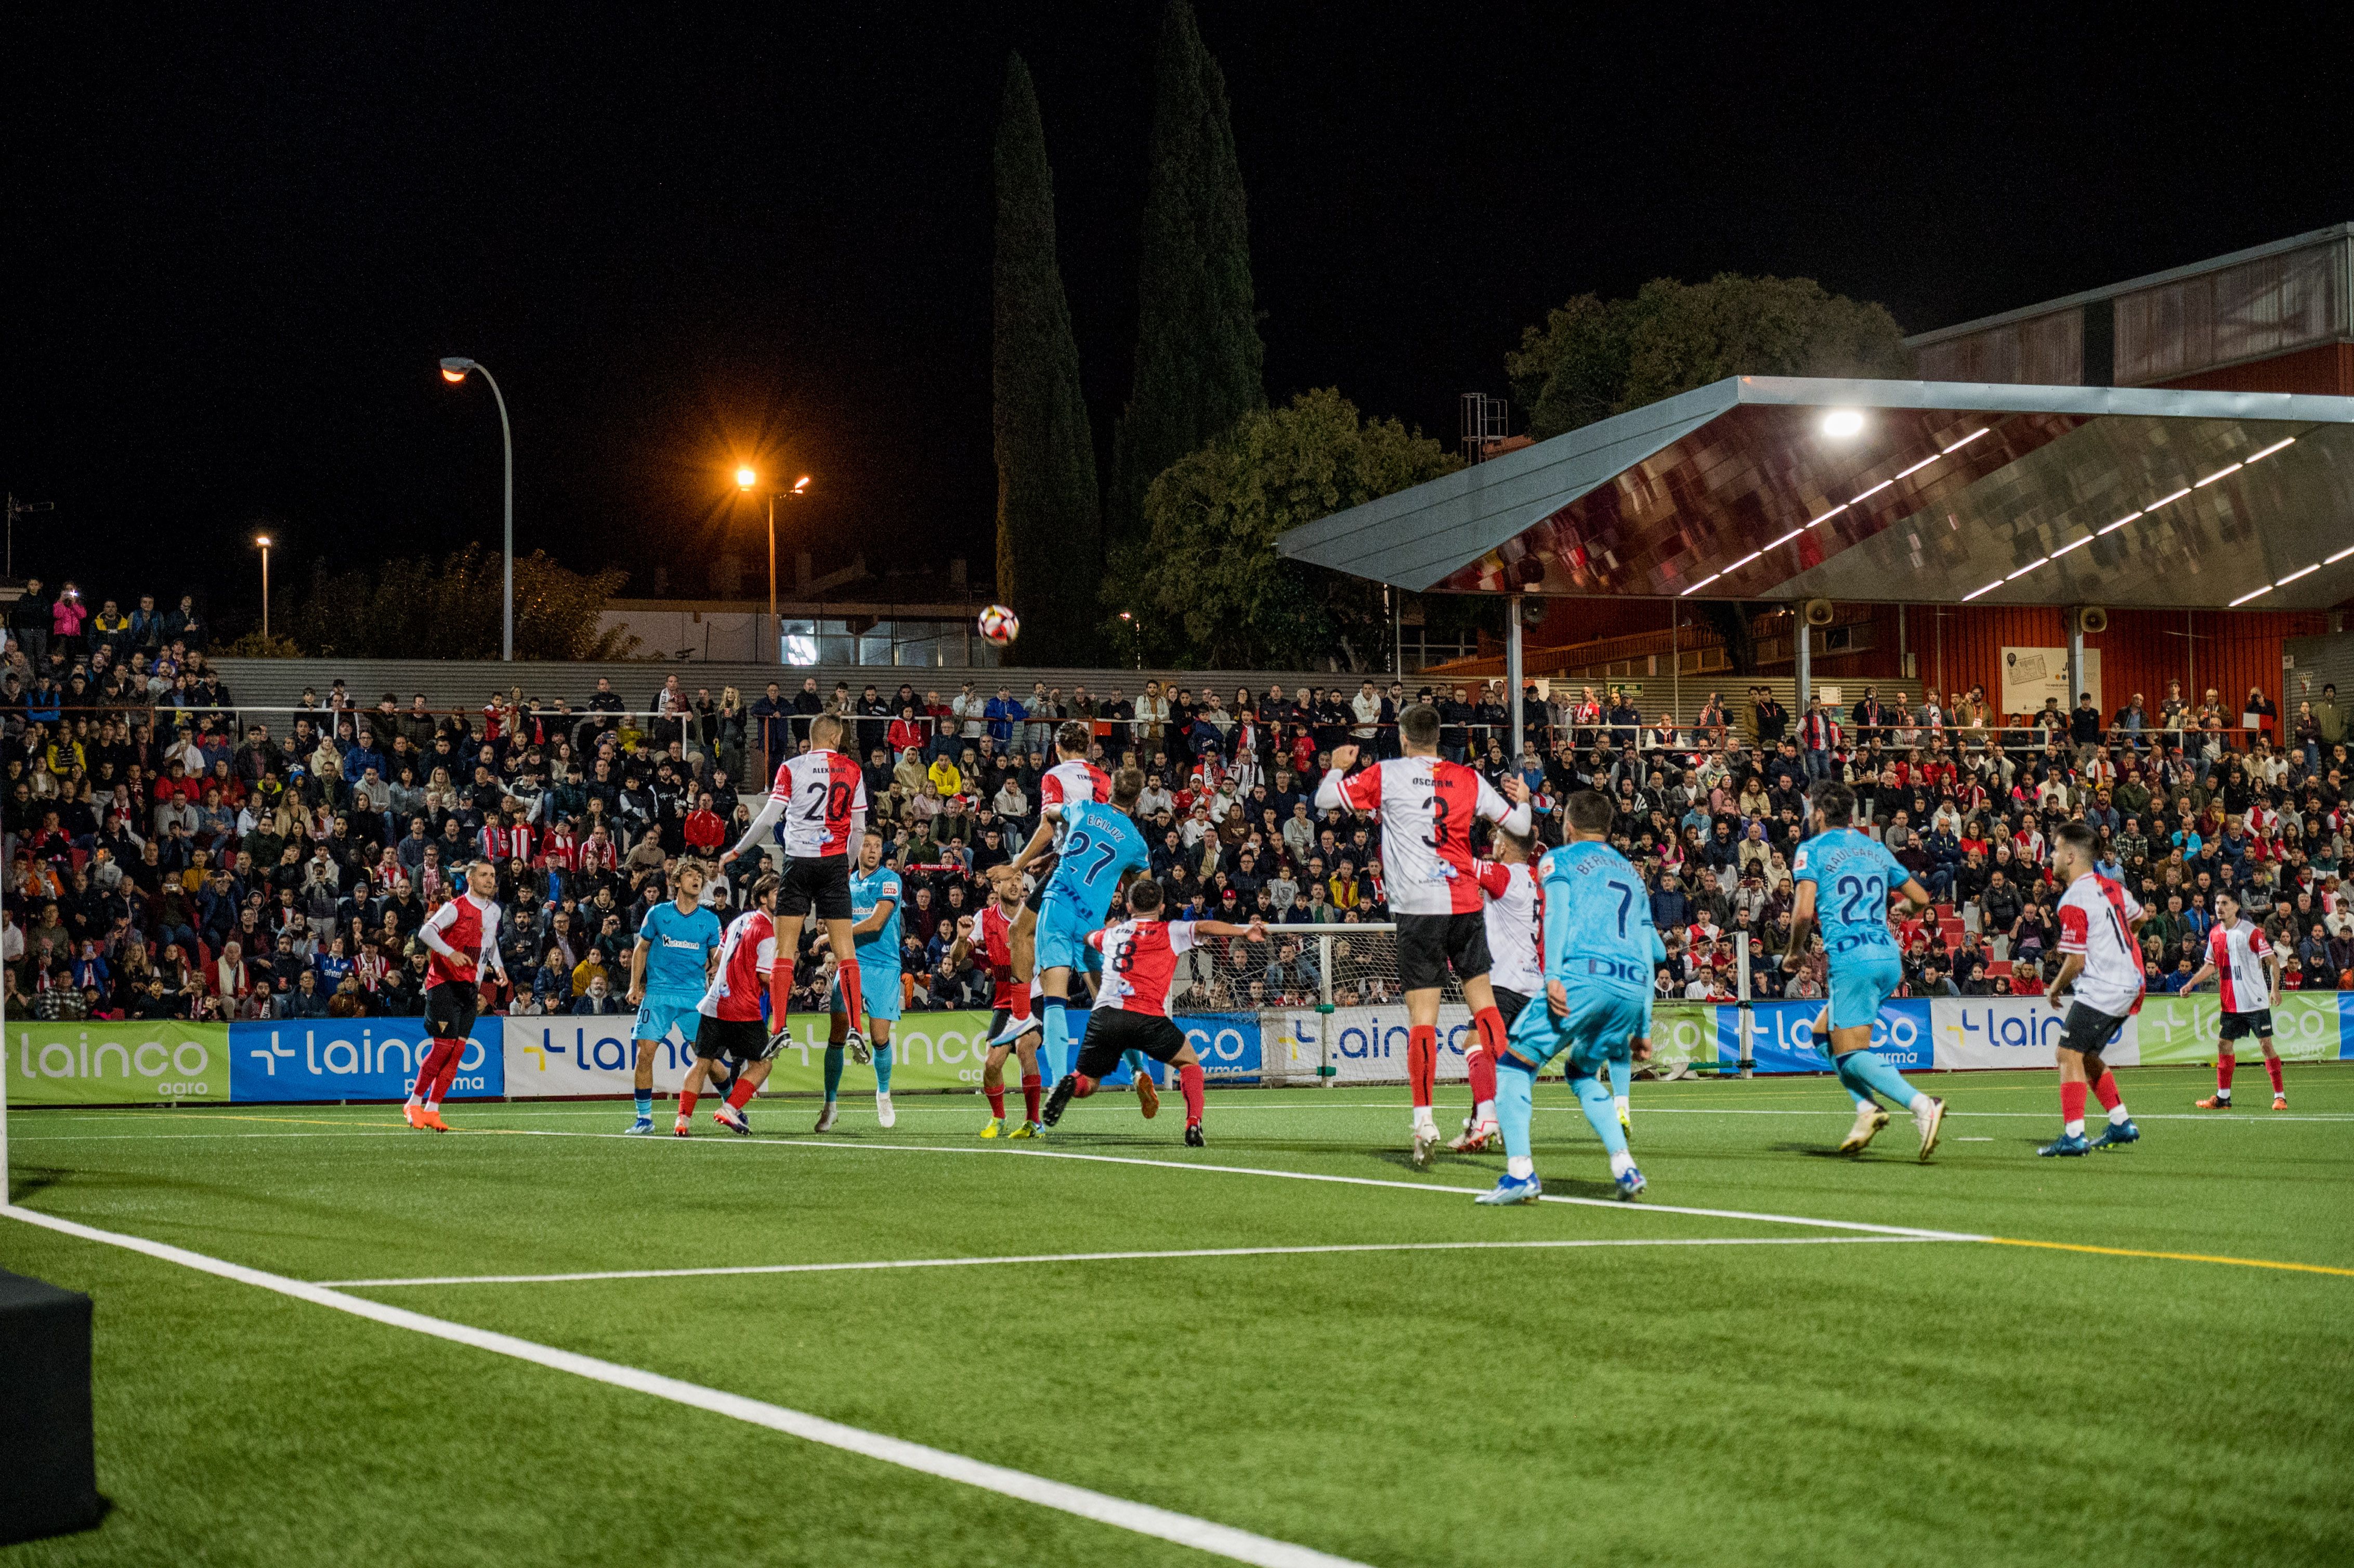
left=321, top=1235, right=1952, bottom=1289
left=1, top=1203, right=1370, bottom=1568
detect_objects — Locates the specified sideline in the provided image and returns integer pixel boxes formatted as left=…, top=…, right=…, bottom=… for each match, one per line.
left=2, top=1204, right=1372, bottom=1568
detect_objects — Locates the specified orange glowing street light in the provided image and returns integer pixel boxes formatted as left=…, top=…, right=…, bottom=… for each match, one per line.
left=254, top=534, right=273, bottom=638
left=734, top=467, right=813, bottom=665
left=438, top=356, right=515, bottom=660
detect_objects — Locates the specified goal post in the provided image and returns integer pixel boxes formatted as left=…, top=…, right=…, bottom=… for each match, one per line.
left=1172, top=922, right=1468, bottom=1088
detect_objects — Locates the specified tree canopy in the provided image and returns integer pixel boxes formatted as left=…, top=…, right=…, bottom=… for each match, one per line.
left=284, top=544, right=639, bottom=660
left=1104, top=388, right=1457, bottom=670
left=1507, top=273, right=1912, bottom=440
left=1106, top=1, right=1264, bottom=548
left=991, top=53, right=1101, bottom=663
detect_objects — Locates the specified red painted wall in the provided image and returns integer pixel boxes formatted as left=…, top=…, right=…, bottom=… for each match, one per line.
left=1916, top=605, right=2327, bottom=718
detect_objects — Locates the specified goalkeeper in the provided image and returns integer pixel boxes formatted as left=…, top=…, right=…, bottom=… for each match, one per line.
left=1477, top=790, right=1653, bottom=1205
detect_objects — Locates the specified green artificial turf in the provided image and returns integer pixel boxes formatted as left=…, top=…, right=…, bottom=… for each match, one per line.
left=4, top=1065, right=2352, bottom=1566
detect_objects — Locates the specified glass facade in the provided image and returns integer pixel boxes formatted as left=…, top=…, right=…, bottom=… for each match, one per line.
left=776, top=618, right=1002, bottom=669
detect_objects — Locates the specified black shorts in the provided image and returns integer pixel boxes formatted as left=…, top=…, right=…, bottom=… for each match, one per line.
left=2219, top=1008, right=2274, bottom=1041
left=1396, top=910, right=1492, bottom=992
left=1493, top=986, right=1531, bottom=1030
left=1074, top=1008, right=1187, bottom=1078
left=779, top=854, right=853, bottom=921
left=423, top=982, right=477, bottom=1041
left=1023, top=856, right=1059, bottom=913
left=2058, top=1001, right=2128, bottom=1056
left=696, top=1015, right=779, bottom=1064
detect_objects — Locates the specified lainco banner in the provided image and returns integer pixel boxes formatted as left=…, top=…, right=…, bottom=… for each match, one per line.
left=230, top=1020, right=503, bottom=1103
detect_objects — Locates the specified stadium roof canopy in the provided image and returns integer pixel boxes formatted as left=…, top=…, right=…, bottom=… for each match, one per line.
left=1277, top=376, right=2354, bottom=610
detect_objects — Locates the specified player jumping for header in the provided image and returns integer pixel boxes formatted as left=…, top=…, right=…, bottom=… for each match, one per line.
left=405, top=858, right=505, bottom=1131
left=1042, top=879, right=1264, bottom=1145
left=725, top=710, right=870, bottom=1065
left=1009, top=763, right=1154, bottom=1115
left=1781, top=781, right=1945, bottom=1161
left=1318, top=703, right=1531, bottom=1167
left=1476, top=790, right=1651, bottom=1203
left=956, top=865, right=1045, bottom=1138
left=2039, top=820, right=2144, bottom=1156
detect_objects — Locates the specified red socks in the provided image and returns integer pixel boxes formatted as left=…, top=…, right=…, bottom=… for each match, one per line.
left=986, top=1083, right=1006, bottom=1119
left=2217, top=1052, right=2237, bottom=1091
left=726, top=1074, right=758, bottom=1110
left=2059, top=1080, right=2088, bottom=1127
left=1074, top=1075, right=1100, bottom=1099
left=2266, top=1056, right=2285, bottom=1095
left=1468, top=1008, right=1504, bottom=1109
left=1179, top=1062, right=1205, bottom=1127
left=2090, top=1071, right=2123, bottom=1113
left=1406, top=1025, right=1438, bottom=1109
left=678, top=1089, right=699, bottom=1120
left=417, top=1038, right=463, bottom=1105
left=836, top=958, right=865, bottom=1028
left=1022, top=1074, right=1041, bottom=1121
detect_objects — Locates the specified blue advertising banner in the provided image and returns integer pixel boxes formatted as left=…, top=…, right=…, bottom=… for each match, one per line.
left=230, top=1019, right=504, bottom=1103
left=1722, top=999, right=1931, bottom=1075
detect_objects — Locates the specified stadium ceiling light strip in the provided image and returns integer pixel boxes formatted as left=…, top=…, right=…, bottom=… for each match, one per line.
left=2052, top=535, right=2094, bottom=558
left=1766, top=527, right=1806, bottom=548
left=2245, top=436, right=2296, bottom=464
left=1892, top=454, right=1939, bottom=480
left=1963, top=579, right=2004, bottom=601
left=2328, top=545, right=2354, bottom=565
left=2276, top=563, right=2320, bottom=587
left=2145, top=486, right=2192, bottom=512
left=1804, top=503, right=1848, bottom=529
left=2006, top=557, right=2050, bottom=581
left=2194, top=462, right=2243, bottom=488
left=1850, top=478, right=1894, bottom=503
left=2098, top=510, right=2143, bottom=535
left=2231, top=585, right=2274, bottom=607
left=1941, top=428, right=1991, bottom=454
left=1680, top=571, right=1723, bottom=596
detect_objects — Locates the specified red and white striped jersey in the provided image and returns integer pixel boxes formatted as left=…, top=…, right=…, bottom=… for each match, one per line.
left=1042, top=759, right=1111, bottom=850
left=420, top=892, right=504, bottom=992
left=699, top=908, right=780, bottom=1023
left=1475, top=860, right=1542, bottom=997
left=977, top=901, right=1023, bottom=1009
left=768, top=750, right=868, bottom=858
left=1089, top=918, right=1202, bottom=1018
left=2057, top=872, right=2146, bottom=1016
left=1315, top=756, right=1531, bottom=915
left=2207, top=920, right=2275, bottom=1013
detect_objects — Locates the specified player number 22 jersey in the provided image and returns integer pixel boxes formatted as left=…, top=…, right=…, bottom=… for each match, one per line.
left=1791, top=828, right=1906, bottom=957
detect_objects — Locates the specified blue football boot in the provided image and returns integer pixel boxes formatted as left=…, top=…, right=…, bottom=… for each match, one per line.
left=1475, top=1172, right=1544, bottom=1205
left=1614, top=1165, right=1647, bottom=1200
left=2037, top=1130, right=2092, bottom=1157
left=2088, top=1119, right=2140, bottom=1151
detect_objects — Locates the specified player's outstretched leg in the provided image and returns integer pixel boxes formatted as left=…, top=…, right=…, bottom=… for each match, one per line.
left=1126, top=1050, right=1160, bottom=1118
left=1836, top=1047, right=1942, bottom=1161
left=713, top=1064, right=760, bottom=1135
left=816, top=1044, right=845, bottom=1132
left=1607, top=1051, right=1632, bottom=1138
left=1039, top=993, right=1071, bottom=1087
left=1042, top=1072, right=1089, bottom=1128
left=1475, top=1056, right=1544, bottom=1204
left=1832, top=1053, right=1891, bottom=1153
left=1573, top=1068, right=1644, bottom=1198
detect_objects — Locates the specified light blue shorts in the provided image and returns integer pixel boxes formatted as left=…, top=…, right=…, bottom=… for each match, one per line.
left=829, top=963, right=903, bottom=1023
left=1035, top=897, right=1106, bottom=978
left=634, top=991, right=705, bottom=1045
left=1827, top=949, right=1904, bottom=1034
left=1503, top=985, right=1649, bottom=1079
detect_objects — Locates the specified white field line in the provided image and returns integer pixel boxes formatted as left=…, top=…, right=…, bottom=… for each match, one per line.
left=471, top=1127, right=1993, bottom=1239
left=321, top=1234, right=1953, bottom=1289
left=1, top=1204, right=1371, bottom=1568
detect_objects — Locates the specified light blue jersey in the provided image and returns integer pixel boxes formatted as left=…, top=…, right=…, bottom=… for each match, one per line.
left=635, top=898, right=723, bottom=1045
left=1506, top=840, right=1654, bottom=1075
left=1793, top=826, right=1911, bottom=1033
left=1038, top=799, right=1148, bottom=975
left=851, top=865, right=904, bottom=971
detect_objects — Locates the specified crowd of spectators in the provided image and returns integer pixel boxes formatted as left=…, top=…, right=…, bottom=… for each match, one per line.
left=6, top=616, right=2348, bottom=1026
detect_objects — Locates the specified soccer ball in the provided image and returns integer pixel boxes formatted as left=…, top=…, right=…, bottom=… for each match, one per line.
left=977, top=604, right=1021, bottom=645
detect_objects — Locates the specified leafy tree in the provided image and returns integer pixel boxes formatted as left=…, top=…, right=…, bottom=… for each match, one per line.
left=286, top=544, right=639, bottom=660
left=1106, top=1, right=1264, bottom=547
left=1507, top=274, right=1913, bottom=440
left=992, top=54, right=1101, bottom=663
left=1104, top=389, right=1458, bottom=670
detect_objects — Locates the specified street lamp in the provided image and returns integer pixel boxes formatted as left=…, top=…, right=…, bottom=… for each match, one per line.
left=734, top=468, right=811, bottom=665
left=254, top=534, right=272, bottom=638
left=438, top=356, right=515, bottom=661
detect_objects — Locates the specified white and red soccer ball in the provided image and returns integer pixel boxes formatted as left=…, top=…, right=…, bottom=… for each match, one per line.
left=977, top=604, right=1021, bottom=645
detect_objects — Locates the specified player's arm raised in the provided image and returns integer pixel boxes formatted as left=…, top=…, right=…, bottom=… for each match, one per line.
left=1008, top=805, right=1060, bottom=876
left=1474, top=773, right=1534, bottom=838
left=727, top=789, right=788, bottom=861
left=947, top=914, right=977, bottom=970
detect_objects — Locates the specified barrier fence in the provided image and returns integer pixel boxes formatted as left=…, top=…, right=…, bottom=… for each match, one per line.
left=10, top=993, right=2348, bottom=1108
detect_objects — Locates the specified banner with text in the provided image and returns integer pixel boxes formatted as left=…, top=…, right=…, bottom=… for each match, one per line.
left=1721, top=999, right=1932, bottom=1075
left=10, top=1021, right=232, bottom=1105
left=230, top=1020, right=504, bottom=1103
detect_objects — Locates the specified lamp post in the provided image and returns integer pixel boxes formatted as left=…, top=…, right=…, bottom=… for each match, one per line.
left=735, top=469, right=810, bottom=665
left=439, top=357, right=514, bottom=661
left=254, top=534, right=272, bottom=639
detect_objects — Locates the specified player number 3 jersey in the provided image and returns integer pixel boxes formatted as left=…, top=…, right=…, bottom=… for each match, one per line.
left=770, top=751, right=868, bottom=858
left=1316, top=756, right=1530, bottom=916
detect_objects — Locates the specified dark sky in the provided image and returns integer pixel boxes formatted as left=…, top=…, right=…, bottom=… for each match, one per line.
left=10, top=2, right=2349, bottom=630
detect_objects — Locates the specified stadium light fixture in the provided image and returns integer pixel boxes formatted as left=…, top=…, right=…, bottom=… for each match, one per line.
left=254, top=534, right=272, bottom=638
left=437, top=356, right=514, bottom=660
left=735, top=466, right=758, bottom=490
left=735, top=469, right=814, bottom=667
left=1820, top=408, right=1864, bottom=438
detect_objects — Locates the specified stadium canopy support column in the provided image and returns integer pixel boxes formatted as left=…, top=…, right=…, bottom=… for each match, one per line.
left=1735, top=932, right=1755, bottom=1077
left=1793, top=608, right=1811, bottom=715
left=1316, top=934, right=1336, bottom=1089
left=2067, top=612, right=2085, bottom=709
left=1508, top=594, right=1524, bottom=756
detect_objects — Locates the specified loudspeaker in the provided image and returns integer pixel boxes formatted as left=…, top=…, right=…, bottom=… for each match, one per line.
left=0, top=1269, right=103, bottom=1546
left=1801, top=598, right=1837, bottom=628
left=2072, top=606, right=2109, bottom=634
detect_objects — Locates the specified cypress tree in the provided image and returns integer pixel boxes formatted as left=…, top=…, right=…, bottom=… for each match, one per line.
left=1107, top=1, right=1264, bottom=546
left=992, top=54, right=1101, bottom=662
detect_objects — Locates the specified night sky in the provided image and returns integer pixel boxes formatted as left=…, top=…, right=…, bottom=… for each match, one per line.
left=11, top=3, right=2349, bottom=629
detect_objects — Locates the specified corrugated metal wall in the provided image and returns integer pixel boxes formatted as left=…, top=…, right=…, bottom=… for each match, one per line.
left=1916, top=606, right=2329, bottom=715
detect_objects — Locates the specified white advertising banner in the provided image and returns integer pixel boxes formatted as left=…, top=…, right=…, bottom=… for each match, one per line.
left=1999, top=646, right=2101, bottom=716
left=1927, top=996, right=2140, bottom=1071
left=1271, top=1004, right=1475, bottom=1083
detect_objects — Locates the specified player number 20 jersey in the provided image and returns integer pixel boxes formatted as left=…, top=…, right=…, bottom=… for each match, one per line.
left=768, top=750, right=868, bottom=858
